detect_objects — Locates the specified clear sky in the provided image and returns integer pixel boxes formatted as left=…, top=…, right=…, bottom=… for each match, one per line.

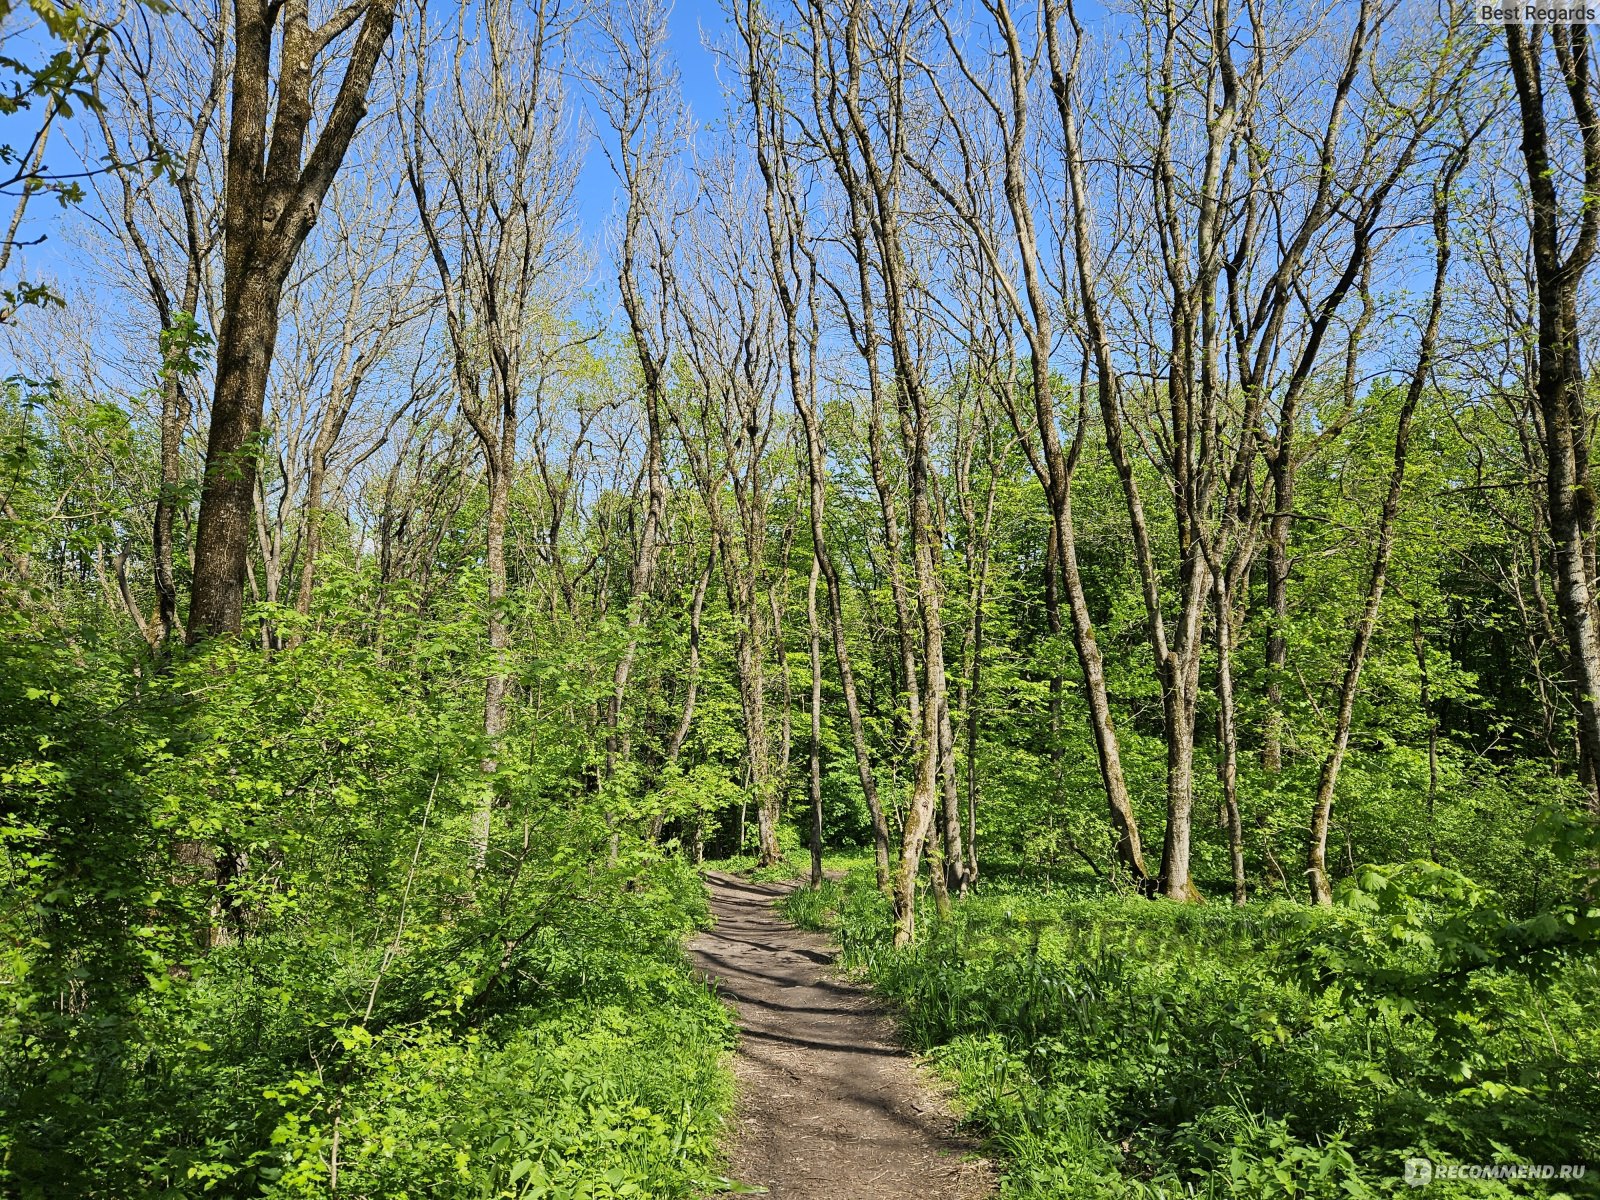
left=661, top=0, right=735, bottom=127
left=573, top=0, right=733, bottom=264
left=1, top=0, right=735, bottom=324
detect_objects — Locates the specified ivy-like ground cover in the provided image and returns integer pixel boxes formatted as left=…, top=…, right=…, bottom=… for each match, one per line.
left=784, top=857, right=1600, bottom=1199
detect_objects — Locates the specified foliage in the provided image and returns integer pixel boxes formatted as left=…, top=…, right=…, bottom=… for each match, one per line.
left=0, top=598, right=735, bottom=1198
left=784, top=854, right=1600, bottom=1198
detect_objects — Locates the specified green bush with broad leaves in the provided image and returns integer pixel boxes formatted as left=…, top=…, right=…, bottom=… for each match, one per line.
left=0, top=604, right=736, bottom=1199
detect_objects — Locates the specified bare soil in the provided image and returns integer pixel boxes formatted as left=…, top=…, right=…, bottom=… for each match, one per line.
left=688, top=871, right=995, bottom=1199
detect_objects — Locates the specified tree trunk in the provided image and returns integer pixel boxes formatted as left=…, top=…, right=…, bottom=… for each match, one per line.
left=96, top=21, right=225, bottom=649
left=189, top=274, right=284, bottom=640
left=736, top=596, right=780, bottom=866
left=1307, top=141, right=1464, bottom=902
left=807, top=554, right=824, bottom=888
left=769, top=537, right=795, bottom=821
left=605, top=412, right=666, bottom=782
left=1158, top=573, right=1209, bottom=902
left=800, top=403, right=890, bottom=889
left=741, top=8, right=886, bottom=882
left=1040, top=4, right=1163, bottom=888
left=1045, top=520, right=1065, bottom=784
left=937, top=653, right=966, bottom=895
left=293, top=443, right=330, bottom=620
left=962, top=446, right=998, bottom=888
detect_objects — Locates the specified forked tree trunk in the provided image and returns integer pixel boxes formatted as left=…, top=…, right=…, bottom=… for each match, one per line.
left=935, top=0, right=1143, bottom=892
left=187, top=0, right=397, bottom=641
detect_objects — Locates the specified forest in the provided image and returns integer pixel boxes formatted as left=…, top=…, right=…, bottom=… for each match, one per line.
left=1, top=0, right=1599, bottom=1195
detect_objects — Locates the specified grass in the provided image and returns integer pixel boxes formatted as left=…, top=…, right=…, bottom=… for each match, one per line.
left=781, top=857, right=1600, bottom=1199
left=701, top=823, right=881, bottom=884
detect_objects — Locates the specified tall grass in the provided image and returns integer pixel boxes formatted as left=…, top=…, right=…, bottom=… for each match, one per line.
left=783, top=866, right=1600, bottom=1198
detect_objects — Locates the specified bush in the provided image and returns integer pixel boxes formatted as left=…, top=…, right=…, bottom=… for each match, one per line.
left=0, top=625, right=736, bottom=1198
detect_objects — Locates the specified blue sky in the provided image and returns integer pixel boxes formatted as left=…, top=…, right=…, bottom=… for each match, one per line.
left=661, top=0, right=734, bottom=124
left=574, top=0, right=733, bottom=249
left=0, top=0, right=736, bottom=315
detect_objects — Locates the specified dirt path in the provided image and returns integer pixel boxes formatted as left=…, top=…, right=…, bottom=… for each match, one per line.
left=687, top=871, right=994, bottom=1199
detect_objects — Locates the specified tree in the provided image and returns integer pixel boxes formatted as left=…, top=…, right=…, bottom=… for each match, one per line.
left=1504, top=20, right=1600, bottom=810
left=404, top=0, right=581, bottom=867
left=186, top=0, right=398, bottom=640
left=590, top=0, right=676, bottom=791
left=1307, top=128, right=1478, bottom=904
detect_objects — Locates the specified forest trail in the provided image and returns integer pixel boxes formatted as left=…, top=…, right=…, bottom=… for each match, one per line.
left=688, top=872, right=994, bottom=1200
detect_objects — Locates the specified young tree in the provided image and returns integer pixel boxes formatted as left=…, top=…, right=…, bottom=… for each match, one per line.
left=1307, top=131, right=1477, bottom=904
left=404, top=0, right=581, bottom=866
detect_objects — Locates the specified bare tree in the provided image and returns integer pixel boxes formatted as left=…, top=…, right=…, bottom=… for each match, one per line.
left=669, top=148, right=785, bottom=867
left=1045, top=0, right=1478, bottom=897
left=404, top=0, right=581, bottom=867
left=590, top=0, right=679, bottom=786
left=279, top=174, right=429, bottom=629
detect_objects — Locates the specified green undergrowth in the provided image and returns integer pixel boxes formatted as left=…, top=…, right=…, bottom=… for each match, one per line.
left=703, top=852, right=809, bottom=884
left=782, top=855, right=1600, bottom=1199
left=0, top=627, right=737, bottom=1199
left=702, top=820, right=828, bottom=883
